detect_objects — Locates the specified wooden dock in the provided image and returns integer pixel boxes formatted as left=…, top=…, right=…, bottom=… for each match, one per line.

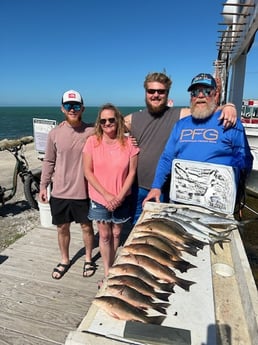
left=0, top=221, right=131, bottom=345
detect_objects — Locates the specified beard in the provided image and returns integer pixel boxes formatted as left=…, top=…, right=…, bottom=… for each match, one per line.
left=145, top=96, right=168, bottom=115
left=190, top=99, right=217, bottom=120
left=65, top=114, right=82, bottom=126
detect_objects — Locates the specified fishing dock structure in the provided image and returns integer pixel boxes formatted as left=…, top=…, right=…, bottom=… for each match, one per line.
left=67, top=202, right=258, bottom=345
left=0, top=204, right=257, bottom=344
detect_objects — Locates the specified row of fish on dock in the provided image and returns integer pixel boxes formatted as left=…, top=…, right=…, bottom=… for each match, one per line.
left=93, top=205, right=252, bottom=324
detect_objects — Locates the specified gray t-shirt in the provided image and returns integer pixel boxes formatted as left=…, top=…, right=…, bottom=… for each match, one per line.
left=131, top=107, right=180, bottom=190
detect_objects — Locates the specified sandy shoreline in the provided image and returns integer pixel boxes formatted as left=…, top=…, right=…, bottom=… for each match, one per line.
left=0, top=142, right=42, bottom=251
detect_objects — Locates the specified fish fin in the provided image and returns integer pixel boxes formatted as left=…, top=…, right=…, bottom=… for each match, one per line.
left=170, top=260, right=196, bottom=273
left=210, top=243, right=217, bottom=255
left=145, top=315, right=166, bottom=325
left=182, top=245, right=199, bottom=257
left=186, top=237, right=205, bottom=249
left=175, top=276, right=196, bottom=291
left=155, top=291, right=171, bottom=301
left=159, top=282, right=175, bottom=293
left=152, top=303, right=170, bottom=315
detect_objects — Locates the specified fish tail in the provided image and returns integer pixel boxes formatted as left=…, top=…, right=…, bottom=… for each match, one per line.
left=155, top=291, right=171, bottom=301
left=175, top=276, right=196, bottom=291
left=145, top=315, right=166, bottom=325
left=159, top=282, right=175, bottom=293
left=188, top=237, right=205, bottom=249
left=182, top=245, right=199, bottom=256
left=170, top=260, right=196, bottom=273
left=240, top=217, right=258, bottom=226
left=218, top=229, right=235, bottom=237
left=153, top=303, right=170, bottom=315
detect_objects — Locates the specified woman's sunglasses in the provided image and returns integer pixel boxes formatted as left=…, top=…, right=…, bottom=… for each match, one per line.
left=100, top=118, right=116, bottom=125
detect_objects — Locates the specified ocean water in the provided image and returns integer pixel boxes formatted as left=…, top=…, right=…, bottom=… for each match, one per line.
left=0, top=106, right=142, bottom=140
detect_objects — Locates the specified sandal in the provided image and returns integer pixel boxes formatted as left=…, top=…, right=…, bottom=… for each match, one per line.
left=52, top=263, right=70, bottom=280
left=83, top=261, right=96, bottom=278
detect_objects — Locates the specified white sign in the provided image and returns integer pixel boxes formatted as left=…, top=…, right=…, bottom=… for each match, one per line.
left=33, top=118, right=56, bottom=153
left=170, top=159, right=236, bottom=214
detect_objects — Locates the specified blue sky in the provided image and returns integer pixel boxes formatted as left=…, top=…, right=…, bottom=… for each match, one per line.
left=1, top=0, right=257, bottom=107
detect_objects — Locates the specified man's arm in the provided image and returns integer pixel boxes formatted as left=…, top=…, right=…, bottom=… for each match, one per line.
left=124, top=114, right=132, bottom=132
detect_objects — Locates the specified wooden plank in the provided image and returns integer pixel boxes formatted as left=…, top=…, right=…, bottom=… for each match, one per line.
left=0, top=299, right=81, bottom=331
left=0, top=328, right=61, bottom=345
left=0, top=274, right=91, bottom=312
left=0, top=222, right=105, bottom=344
left=0, top=312, right=70, bottom=344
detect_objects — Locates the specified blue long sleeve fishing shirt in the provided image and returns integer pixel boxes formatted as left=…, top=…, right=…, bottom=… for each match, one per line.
left=152, top=110, right=253, bottom=189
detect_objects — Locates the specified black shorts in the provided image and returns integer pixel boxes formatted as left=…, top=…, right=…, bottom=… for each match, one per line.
left=49, top=197, right=91, bottom=225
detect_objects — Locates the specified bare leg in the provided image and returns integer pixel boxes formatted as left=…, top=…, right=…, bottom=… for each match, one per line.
left=52, top=223, right=70, bottom=279
left=98, top=221, right=113, bottom=278
left=57, top=223, right=70, bottom=264
left=110, top=223, right=122, bottom=266
left=81, top=222, right=96, bottom=277
left=81, top=222, right=94, bottom=263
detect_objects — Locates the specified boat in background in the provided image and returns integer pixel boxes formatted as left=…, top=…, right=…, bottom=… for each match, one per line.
left=241, top=99, right=258, bottom=197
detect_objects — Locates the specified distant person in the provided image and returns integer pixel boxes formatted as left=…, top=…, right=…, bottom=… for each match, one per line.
left=83, top=103, right=139, bottom=287
left=39, top=90, right=95, bottom=280
left=143, top=73, right=253, bottom=210
left=124, top=72, right=238, bottom=224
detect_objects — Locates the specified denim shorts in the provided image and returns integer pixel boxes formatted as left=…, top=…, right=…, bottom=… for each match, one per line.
left=88, top=197, right=131, bottom=224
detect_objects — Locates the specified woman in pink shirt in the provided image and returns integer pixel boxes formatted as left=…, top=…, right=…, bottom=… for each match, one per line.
left=83, top=103, right=139, bottom=286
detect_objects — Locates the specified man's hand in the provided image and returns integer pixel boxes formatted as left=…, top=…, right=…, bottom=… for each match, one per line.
left=219, top=103, right=237, bottom=128
left=142, top=188, right=161, bottom=207
left=39, top=189, right=49, bottom=203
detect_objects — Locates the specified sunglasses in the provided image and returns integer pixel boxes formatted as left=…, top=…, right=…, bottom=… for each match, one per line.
left=190, top=88, right=214, bottom=98
left=146, top=89, right=167, bottom=95
left=63, top=103, right=82, bottom=111
left=100, top=117, right=116, bottom=125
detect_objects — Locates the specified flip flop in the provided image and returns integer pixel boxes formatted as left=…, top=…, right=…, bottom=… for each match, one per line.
left=83, top=261, right=96, bottom=278
left=52, top=263, right=70, bottom=280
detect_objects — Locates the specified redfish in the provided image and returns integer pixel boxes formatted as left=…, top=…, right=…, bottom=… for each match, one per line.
left=122, top=243, right=195, bottom=273
left=135, top=219, right=205, bottom=249
left=93, top=296, right=165, bottom=324
left=108, top=263, right=175, bottom=293
left=118, top=254, right=195, bottom=291
left=106, top=284, right=169, bottom=314
left=107, top=275, right=170, bottom=301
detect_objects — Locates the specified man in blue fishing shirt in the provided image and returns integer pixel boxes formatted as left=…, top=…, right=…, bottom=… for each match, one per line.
left=143, top=73, right=253, bottom=213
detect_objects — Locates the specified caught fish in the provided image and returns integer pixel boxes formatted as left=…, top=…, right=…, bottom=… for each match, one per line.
left=131, top=234, right=185, bottom=259
left=93, top=296, right=165, bottom=324
left=108, top=263, right=175, bottom=293
left=107, top=275, right=171, bottom=301
left=119, top=254, right=195, bottom=291
left=133, top=230, right=199, bottom=257
left=161, top=206, right=257, bottom=228
left=151, top=211, right=230, bottom=238
left=122, top=243, right=195, bottom=273
left=149, top=215, right=230, bottom=250
left=135, top=218, right=205, bottom=250
left=106, top=284, right=169, bottom=314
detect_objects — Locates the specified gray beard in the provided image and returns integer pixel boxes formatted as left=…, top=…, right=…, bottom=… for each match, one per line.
left=190, top=100, right=217, bottom=120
